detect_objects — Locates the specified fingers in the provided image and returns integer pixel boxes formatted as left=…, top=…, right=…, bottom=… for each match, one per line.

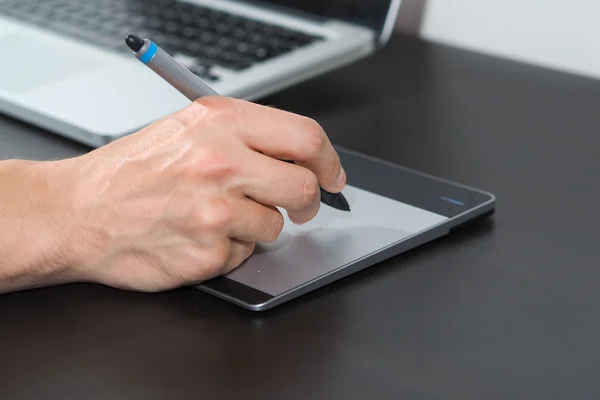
left=223, top=239, right=256, bottom=274
left=188, top=195, right=284, bottom=244
left=239, top=150, right=321, bottom=224
left=197, top=97, right=346, bottom=194
left=225, top=197, right=285, bottom=243
left=185, top=238, right=255, bottom=283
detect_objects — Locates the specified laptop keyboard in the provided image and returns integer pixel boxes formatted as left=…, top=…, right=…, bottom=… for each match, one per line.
left=0, top=0, right=325, bottom=81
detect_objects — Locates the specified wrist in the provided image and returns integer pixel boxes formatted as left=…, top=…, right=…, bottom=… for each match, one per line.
left=0, top=159, right=79, bottom=292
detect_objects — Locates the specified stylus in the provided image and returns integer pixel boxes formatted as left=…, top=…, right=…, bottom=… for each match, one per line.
left=125, top=34, right=350, bottom=212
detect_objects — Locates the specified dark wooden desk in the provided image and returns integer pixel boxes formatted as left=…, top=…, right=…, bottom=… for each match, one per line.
left=2, top=33, right=600, bottom=399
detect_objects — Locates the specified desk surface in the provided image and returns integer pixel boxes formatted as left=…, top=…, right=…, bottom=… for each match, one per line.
left=2, top=33, right=600, bottom=399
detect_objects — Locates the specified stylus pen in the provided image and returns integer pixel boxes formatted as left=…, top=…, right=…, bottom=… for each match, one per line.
left=125, top=34, right=350, bottom=212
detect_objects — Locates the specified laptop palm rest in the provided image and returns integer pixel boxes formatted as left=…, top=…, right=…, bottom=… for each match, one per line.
left=0, top=33, right=99, bottom=94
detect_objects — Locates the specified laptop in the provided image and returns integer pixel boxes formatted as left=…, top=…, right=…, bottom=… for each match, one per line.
left=0, top=0, right=401, bottom=147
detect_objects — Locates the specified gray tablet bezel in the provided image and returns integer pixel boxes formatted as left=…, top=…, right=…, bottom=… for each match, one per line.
left=197, top=146, right=496, bottom=311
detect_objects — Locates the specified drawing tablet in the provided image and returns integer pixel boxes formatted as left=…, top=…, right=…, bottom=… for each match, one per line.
left=197, top=147, right=495, bottom=311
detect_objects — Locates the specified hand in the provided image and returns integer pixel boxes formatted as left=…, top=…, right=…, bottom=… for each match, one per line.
left=54, top=97, right=346, bottom=292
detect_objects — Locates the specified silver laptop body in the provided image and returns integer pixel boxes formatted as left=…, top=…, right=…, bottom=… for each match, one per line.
left=0, top=0, right=401, bottom=147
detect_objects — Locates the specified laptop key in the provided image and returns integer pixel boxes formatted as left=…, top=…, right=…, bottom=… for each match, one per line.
left=203, top=47, right=221, bottom=59
left=267, top=38, right=295, bottom=52
left=194, top=18, right=212, bottom=30
left=239, top=57, right=254, bottom=69
left=235, top=42, right=255, bottom=55
left=198, top=32, right=218, bottom=45
left=232, top=28, right=247, bottom=40
left=254, top=48, right=268, bottom=60
left=164, top=22, right=179, bottom=34
left=217, top=37, right=236, bottom=50
left=249, top=33, right=268, bottom=46
left=214, top=23, right=230, bottom=35
left=182, top=27, right=197, bottom=39
left=145, top=18, right=162, bottom=29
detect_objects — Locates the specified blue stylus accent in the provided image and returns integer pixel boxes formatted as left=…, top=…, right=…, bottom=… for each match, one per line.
left=441, top=196, right=465, bottom=206
left=139, top=41, right=157, bottom=64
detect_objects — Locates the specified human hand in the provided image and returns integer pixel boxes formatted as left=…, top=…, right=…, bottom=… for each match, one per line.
left=55, top=97, right=346, bottom=292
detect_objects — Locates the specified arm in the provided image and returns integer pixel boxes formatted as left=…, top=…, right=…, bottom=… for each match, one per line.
left=0, top=97, right=346, bottom=294
left=0, top=159, right=76, bottom=293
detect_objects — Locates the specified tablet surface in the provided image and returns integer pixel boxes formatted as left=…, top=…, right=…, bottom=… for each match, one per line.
left=198, top=147, right=495, bottom=311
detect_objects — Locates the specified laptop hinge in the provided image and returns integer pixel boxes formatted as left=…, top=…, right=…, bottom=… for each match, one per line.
left=228, top=0, right=330, bottom=24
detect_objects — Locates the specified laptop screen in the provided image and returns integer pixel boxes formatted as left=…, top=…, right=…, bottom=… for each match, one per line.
left=257, top=0, right=396, bottom=35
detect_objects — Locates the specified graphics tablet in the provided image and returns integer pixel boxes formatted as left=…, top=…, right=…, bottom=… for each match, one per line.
left=197, top=147, right=495, bottom=311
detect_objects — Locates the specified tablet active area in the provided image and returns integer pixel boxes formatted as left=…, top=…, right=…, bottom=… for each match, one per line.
left=225, top=185, right=448, bottom=296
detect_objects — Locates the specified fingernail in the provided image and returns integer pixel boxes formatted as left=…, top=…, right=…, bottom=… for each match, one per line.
left=336, top=167, right=346, bottom=190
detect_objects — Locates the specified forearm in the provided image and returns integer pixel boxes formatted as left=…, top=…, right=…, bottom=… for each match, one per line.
left=0, top=159, right=75, bottom=293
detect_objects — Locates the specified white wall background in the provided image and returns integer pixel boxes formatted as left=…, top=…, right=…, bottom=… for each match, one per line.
left=419, top=0, right=600, bottom=80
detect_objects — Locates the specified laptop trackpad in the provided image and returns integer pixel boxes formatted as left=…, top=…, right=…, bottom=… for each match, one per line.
left=0, top=34, right=99, bottom=93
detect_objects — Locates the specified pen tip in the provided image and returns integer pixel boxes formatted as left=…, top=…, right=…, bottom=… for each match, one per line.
left=320, top=188, right=351, bottom=212
left=338, top=195, right=351, bottom=212
left=125, top=34, right=144, bottom=52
